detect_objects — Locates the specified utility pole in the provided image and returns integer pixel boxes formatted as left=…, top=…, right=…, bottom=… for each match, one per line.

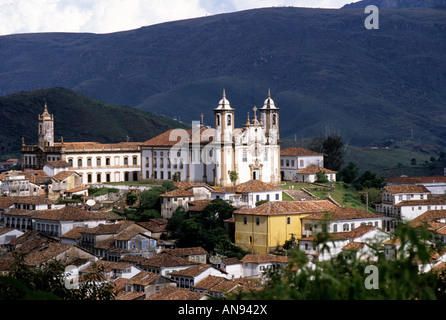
left=359, top=191, right=369, bottom=212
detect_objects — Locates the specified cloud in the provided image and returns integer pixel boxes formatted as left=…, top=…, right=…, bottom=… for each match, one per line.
left=0, top=0, right=209, bottom=35
left=0, top=0, right=357, bottom=36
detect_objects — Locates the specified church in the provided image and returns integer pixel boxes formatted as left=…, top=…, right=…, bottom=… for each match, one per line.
left=21, top=90, right=281, bottom=187
left=140, top=90, right=281, bottom=187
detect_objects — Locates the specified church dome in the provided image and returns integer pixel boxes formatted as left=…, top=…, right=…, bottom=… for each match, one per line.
left=215, top=89, right=233, bottom=110
left=261, top=89, right=277, bottom=109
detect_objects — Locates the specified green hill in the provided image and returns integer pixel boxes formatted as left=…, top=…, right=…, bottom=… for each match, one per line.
left=0, top=87, right=187, bottom=160
left=0, top=7, right=445, bottom=148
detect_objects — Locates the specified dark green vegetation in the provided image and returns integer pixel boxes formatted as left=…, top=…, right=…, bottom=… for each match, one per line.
left=0, top=87, right=187, bottom=159
left=166, top=199, right=248, bottom=259
left=233, top=222, right=446, bottom=300
left=0, top=7, right=445, bottom=148
left=0, top=252, right=116, bottom=300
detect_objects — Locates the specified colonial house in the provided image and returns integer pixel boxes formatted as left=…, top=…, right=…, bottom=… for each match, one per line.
left=211, top=180, right=283, bottom=208
left=375, top=185, right=431, bottom=219
left=233, top=200, right=340, bottom=254
left=160, top=188, right=195, bottom=218
left=79, top=260, right=141, bottom=280
left=43, top=160, right=70, bottom=177
left=0, top=171, right=41, bottom=197
left=213, top=257, right=243, bottom=279
left=294, top=165, right=337, bottom=183
left=409, top=210, right=446, bottom=244
left=301, top=207, right=388, bottom=237
left=241, top=254, right=290, bottom=279
left=192, top=275, right=259, bottom=299
left=49, top=170, right=83, bottom=200
left=298, top=225, right=390, bottom=262
left=385, top=176, right=446, bottom=195
left=78, top=220, right=155, bottom=258
left=139, top=251, right=200, bottom=276
left=120, top=271, right=176, bottom=299
left=280, top=147, right=324, bottom=181
left=162, top=247, right=208, bottom=265
left=21, top=104, right=143, bottom=185
left=169, top=264, right=227, bottom=289
left=141, top=90, right=281, bottom=187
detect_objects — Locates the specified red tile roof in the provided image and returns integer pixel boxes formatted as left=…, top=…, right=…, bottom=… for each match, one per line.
left=234, top=200, right=339, bottom=216
left=297, top=165, right=336, bottom=174
left=281, top=147, right=324, bottom=157
left=241, top=254, right=290, bottom=264
left=303, top=207, right=384, bottom=221
left=383, top=184, right=430, bottom=194
left=385, top=176, right=446, bottom=184
left=146, top=286, right=204, bottom=300
left=212, top=180, right=282, bottom=194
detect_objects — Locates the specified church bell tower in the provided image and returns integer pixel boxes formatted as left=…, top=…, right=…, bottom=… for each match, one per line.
left=37, top=103, right=54, bottom=150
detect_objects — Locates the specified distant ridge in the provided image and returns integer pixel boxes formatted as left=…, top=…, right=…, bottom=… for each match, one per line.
left=0, top=87, right=187, bottom=159
left=343, top=0, right=446, bottom=8
left=0, top=7, right=445, bottom=148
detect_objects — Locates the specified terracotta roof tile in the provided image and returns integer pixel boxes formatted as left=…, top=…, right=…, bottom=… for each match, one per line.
left=146, top=286, right=204, bottom=300
left=299, top=224, right=376, bottom=242
left=169, top=264, right=216, bottom=278
left=241, top=254, right=290, bottom=264
left=163, top=246, right=208, bottom=257
left=46, top=160, right=70, bottom=168
left=341, top=241, right=366, bottom=252
left=303, top=207, right=384, bottom=221
left=384, top=184, right=430, bottom=194
left=52, top=171, right=79, bottom=181
left=281, top=147, right=324, bottom=157
left=234, top=200, right=339, bottom=216
left=140, top=252, right=199, bottom=268
left=160, top=189, right=194, bottom=198
left=385, top=176, right=446, bottom=184
left=212, top=180, right=282, bottom=194
left=297, top=165, right=336, bottom=174
left=33, top=206, right=122, bottom=222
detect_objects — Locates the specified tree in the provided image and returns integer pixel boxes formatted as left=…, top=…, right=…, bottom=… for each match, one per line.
left=315, top=171, right=329, bottom=183
left=338, top=162, right=359, bottom=184
left=0, top=252, right=117, bottom=300
left=231, top=222, right=446, bottom=300
left=308, top=135, right=345, bottom=171
left=229, top=170, right=238, bottom=186
left=353, top=171, right=386, bottom=190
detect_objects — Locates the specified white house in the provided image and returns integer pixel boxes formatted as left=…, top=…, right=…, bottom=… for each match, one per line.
left=298, top=225, right=390, bottom=262
left=139, top=251, right=201, bottom=277
left=0, top=227, right=24, bottom=245
left=240, top=254, right=290, bottom=279
left=280, top=147, right=324, bottom=181
left=295, top=165, right=337, bottom=183
left=211, top=180, right=283, bottom=208
left=385, top=176, right=446, bottom=195
left=215, top=257, right=244, bottom=279
left=0, top=171, right=41, bottom=197
left=301, top=207, right=388, bottom=237
left=169, top=264, right=227, bottom=289
left=43, top=160, right=70, bottom=177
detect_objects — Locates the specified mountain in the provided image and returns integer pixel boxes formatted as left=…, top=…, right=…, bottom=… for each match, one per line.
left=0, top=87, right=187, bottom=159
left=0, top=7, right=445, bottom=148
left=343, top=0, right=446, bottom=8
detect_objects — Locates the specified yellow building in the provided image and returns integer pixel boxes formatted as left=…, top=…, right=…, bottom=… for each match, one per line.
left=233, top=200, right=339, bottom=254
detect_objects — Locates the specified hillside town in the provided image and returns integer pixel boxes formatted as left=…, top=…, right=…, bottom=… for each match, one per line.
left=1, top=93, right=446, bottom=300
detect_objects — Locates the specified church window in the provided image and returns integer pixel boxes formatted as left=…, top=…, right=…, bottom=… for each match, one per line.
left=272, top=114, right=277, bottom=125
left=97, top=174, right=101, bottom=183
left=87, top=158, right=92, bottom=167
left=227, top=115, right=231, bottom=126
left=106, top=158, right=110, bottom=166
left=68, top=159, right=73, bottom=167
left=97, top=157, right=101, bottom=166
left=78, top=158, right=82, bottom=167
left=242, top=151, right=247, bottom=162
left=124, top=157, right=128, bottom=165
left=87, top=174, right=92, bottom=183
left=216, top=115, right=220, bottom=126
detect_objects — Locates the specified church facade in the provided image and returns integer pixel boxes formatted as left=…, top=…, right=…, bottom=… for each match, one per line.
left=21, top=90, right=281, bottom=187
left=140, top=90, right=281, bottom=187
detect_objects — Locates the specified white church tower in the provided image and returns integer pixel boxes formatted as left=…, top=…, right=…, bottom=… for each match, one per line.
left=214, top=89, right=235, bottom=186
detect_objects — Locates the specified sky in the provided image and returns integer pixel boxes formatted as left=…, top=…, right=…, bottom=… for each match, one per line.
left=0, top=0, right=360, bottom=36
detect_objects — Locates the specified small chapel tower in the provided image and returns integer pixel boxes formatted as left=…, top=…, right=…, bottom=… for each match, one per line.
left=260, top=89, right=279, bottom=143
left=37, top=103, right=54, bottom=150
